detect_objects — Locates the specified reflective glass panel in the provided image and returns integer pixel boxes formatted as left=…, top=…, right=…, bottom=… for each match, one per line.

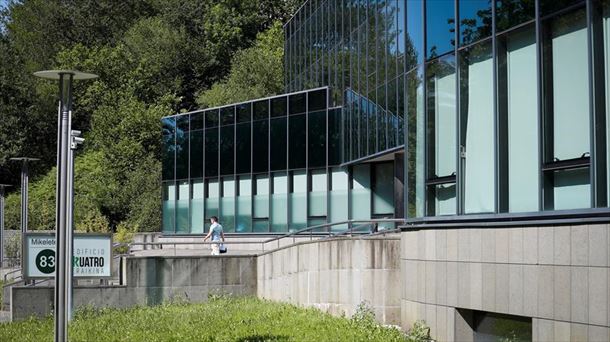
left=460, top=41, right=495, bottom=213
left=373, top=163, right=394, bottom=215
left=289, top=92, right=307, bottom=115
left=309, top=169, right=327, bottom=217
left=176, top=181, right=189, bottom=233
left=406, top=0, right=424, bottom=67
left=351, top=164, right=372, bottom=220
left=221, top=177, right=235, bottom=232
left=176, top=127, right=189, bottom=180
left=252, top=120, right=269, bottom=173
left=190, top=112, right=204, bottom=130
left=205, top=109, right=219, bottom=128
left=220, top=125, right=234, bottom=175
left=426, top=0, right=455, bottom=59
left=543, top=9, right=590, bottom=161
left=541, top=0, right=584, bottom=17
left=237, top=103, right=251, bottom=123
left=329, top=167, right=349, bottom=231
left=308, top=110, right=327, bottom=168
left=162, top=182, right=175, bottom=234
left=270, top=117, right=288, bottom=170
left=253, top=100, right=269, bottom=120
left=289, top=114, right=307, bottom=169
left=495, top=0, right=535, bottom=32
left=290, top=170, right=308, bottom=231
left=236, top=176, right=252, bottom=232
left=254, top=174, right=269, bottom=218
left=235, top=123, right=251, bottom=174
left=190, top=179, right=204, bottom=234
left=308, top=89, right=328, bottom=111
left=204, top=128, right=218, bottom=177
left=162, top=132, right=174, bottom=180
left=271, top=96, right=287, bottom=117
left=190, top=130, right=203, bottom=179
left=498, top=26, right=539, bottom=212
left=550, top=168, right=590, bottom=210
left=205, top=179, right=220, bottom=231
left=220, top=106, right=235, bottom=126
left=271, top=172, right=288, bottom=232
left=328, top=108, right=342, bottom=165
left=459, top=0, right=492, bottom=46
left=406, top=68, right=425, bottom=218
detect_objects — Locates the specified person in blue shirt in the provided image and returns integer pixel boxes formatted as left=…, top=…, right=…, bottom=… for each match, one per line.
left=203, top=216, right=225, bottom=255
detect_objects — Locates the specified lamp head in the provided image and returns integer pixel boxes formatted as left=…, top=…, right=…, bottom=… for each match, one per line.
left=33, top=70, right=98, bottom=80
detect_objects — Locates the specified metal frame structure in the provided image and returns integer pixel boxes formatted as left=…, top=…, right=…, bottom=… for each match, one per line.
left=0, top=184, right=11, bottom=268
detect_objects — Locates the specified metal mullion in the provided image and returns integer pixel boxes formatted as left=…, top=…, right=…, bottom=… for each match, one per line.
left=306, top=91, right=310, bottom=225
left=287, top=93, right=291, bottom=232
left=173, top=118, right=177, bottom=234
left=233, top=108, right=237, bottom=232
left=535, top=0, right=545, bottom=211
left=492, top=0, right=499, bottom=214
left=267, top=101, right=271, bottom=232
left=454, top=0, right=462, bottom=215
left=326, top=89, right=331, bottom=230
left=187, top=116, right=191, bottom=234
left=421, top=0, right=429, bottom=216
left=249, top=104, right=254, bottom=233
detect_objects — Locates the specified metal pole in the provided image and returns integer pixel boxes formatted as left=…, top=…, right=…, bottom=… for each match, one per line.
left=66, top=133, right=74, bottom=322
left=10, top=157, right=39, bottom=272
left=34, top=69, right=97, bottom=342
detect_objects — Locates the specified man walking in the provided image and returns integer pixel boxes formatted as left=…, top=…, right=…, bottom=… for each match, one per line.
left=203, top=216, right=225, bottom=255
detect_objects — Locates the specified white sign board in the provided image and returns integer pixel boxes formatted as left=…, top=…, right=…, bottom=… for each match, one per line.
left=24, top=233, right=112, bottom=279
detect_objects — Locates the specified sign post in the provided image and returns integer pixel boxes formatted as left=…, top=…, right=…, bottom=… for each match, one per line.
left=10, top=157, right=39, bottom=272
left=0, top=184, right=11, bottom=268
left=34, top=70, right=98, bottom=342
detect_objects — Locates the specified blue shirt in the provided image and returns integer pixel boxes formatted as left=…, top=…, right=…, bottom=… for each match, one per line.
left=210, top=222, right=223, bottom=241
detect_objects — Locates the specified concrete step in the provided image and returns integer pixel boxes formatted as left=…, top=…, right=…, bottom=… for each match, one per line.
left=0, top=310, right=10, bottom=323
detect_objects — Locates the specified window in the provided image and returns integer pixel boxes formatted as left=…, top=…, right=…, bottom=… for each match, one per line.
left=406, top=68, right=425, bottom=218
left=237, top=103, right=251, bottom=123
left=220, top=106, right=235, bottom=126
left=205, top=128, right=218, bottom=177
left=271, top=172, right=288, bottom=232
left=253, top=99, right=269, bottom=121
left=220, top=126, right=234, bottom=175
left=426, top=54, right=456, bottom=215
left=190, top=179, right=204, bottom=234
left=495, top=0, right=535, bottom=33
left=308, top=110, right=327, bottom=168
left=542, top=9, right=591, bottom=210
left=290, top=170, right=307, bottom=231
left=253, top=174, right=269, bottom=232
left=309, top=169, right=327, bottom=218
left=235, top=123, right=251, bottom=174
left=176, top=181, right=189, bottom=233
left=162, top=126, right=175, bottom=181
left=236, top=176, right=252, bottom=232
left=328, top=107, right=342, bottom=165
left=308, top=89, right=328, bottom=111
left=373, top=163, right=394, bottom=215
left=221, top=177, right=235, bottom=232
left=176, top=124, right=189, bottom=180
left=459, top=0, right=492, bottom=46
left=351, top=164, right=372, bottom=220
left=406, top=0, right=424, bottom=67
left=190, top=130, right=203, bottom=179
left=271, top=96, right=287, bottom=117
left=205, top=179, right=220, bottom=231
left=162, top=182, right=175, bottom=234
left=289, top=114, right=306, bottom=169
left=329, top=168, right=349, bottom=231
left=190, top=112, right=204, bottom=130
left=497, top=25, right=539, bottom=212
left=460, top=41, right=495, bottom=214
left=205, top=109, right=219, bottom=128
left=289, top=92, right=307, bottom=115
left=541, top=0, right=584, bottom=17
left=425, top=0, right=454, bottom=59
left=270, top=117, right=287, bottom=170
left=252, top=120, right=268, bottom=173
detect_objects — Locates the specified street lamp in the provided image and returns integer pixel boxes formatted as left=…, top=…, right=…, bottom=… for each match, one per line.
left=34, top=70, right=97, bottom=342
left=0, top=184, right=11, bottom=268
left=10, top=157, right=39, bottom=272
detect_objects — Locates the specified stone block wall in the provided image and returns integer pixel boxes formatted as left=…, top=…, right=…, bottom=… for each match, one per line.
left=257, top=236, right=401, bottom=325
left=400, top=223, right=610, bottom=341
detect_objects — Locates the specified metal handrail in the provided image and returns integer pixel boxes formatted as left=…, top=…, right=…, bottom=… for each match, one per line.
left=124, top=218, right=403, bottom=254
left=3, top=268, right=22, bottom=283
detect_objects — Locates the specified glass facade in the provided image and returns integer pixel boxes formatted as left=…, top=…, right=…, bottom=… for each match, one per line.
left=162, top=0, right=610, bottom=234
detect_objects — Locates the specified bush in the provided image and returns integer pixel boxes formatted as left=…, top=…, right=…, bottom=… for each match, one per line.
left=113, top=223, right=134, bottom=255
left=4, top=233, right=21, bottom=267
left=406, top=320, right=432, bottom=342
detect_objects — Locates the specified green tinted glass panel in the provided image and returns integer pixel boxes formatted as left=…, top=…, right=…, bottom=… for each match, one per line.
left=162, top=182, right=175, bottom=234
left=290, top=170, right=307, bottom=231
left=308, top=110, right=326, bottom=168
left=176, top=129, right=188, bottom=180
left=406, top=69, right=425, bottom=218
left=330, top=168, right=348, bottom=231
left=551, top=168, right=590, bottom=210
left=190, top=130, right=203, bottom=179
left=271, top=172, right=288, bottom=232
left=176, top=181, right=189, bottom=233
left=220, top=126, right=234, bottom=175
left=254, top=175, right=269, bottom=218
left=373, top=163, right=394, bottom=215
left=253, top=220, right=269, bottom=233
left=205, top=179, right=220, bottom=231
left=236, top=176, right=252, bottom=233
left=289, top=115, right=306, bottom=169
left=221, top=177, right=235, bottom=232
left=190, top=179, right=204, bottom=234
left=270, top=117, right=287, bottom=170
left=351, top=164, right=371, bottom=220
left=205, top=128, right=218, bottom=177
left=309, top=169, right=327, bottom=217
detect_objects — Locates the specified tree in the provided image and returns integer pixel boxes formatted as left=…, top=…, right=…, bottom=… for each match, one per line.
left=197, top=21, right=285, bottom=108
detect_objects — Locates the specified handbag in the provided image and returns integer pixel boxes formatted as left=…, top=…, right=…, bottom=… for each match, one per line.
left=219, top=244, right=227, bottom=254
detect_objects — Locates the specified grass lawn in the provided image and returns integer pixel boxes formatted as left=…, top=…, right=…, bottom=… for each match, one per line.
left=0, top=297, right=413, bottom=341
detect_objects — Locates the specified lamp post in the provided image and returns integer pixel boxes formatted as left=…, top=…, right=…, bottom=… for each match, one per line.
left=34, top=70, right=97, bottom=342
left=10, top=157, right=39, bottom=271
left=67, top=130, right=84, bottom=321
left=0, top=184, right=11, bottom=268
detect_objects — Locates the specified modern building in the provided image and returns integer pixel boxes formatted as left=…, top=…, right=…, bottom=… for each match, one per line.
left=162, top=0, right=610, bottom=340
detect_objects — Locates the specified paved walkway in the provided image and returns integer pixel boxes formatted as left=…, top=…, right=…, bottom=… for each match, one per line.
left=131, top=248, right=261, bottom=257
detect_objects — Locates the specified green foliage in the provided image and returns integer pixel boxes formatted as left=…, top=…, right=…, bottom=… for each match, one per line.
left=197, top=21, right=285, bottom=108
left=405, top=321, right=432, bottom=342
left=113, top=223, right=135, bottom=254
left=0, top=297, right=408, bottom=341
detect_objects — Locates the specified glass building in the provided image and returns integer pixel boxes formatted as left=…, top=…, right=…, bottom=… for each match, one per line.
left=163, top=0, right=610, bottom=234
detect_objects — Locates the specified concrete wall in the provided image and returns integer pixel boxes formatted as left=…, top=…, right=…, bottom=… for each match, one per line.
left=10, top=255, right=257, bottom=321
left=401, top=223, right=610, bottom=341
left=257, top=236, right=401, bottom=325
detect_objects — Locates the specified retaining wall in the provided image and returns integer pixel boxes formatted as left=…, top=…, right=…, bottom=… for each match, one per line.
left=257, top=236, right=401, bottom=325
